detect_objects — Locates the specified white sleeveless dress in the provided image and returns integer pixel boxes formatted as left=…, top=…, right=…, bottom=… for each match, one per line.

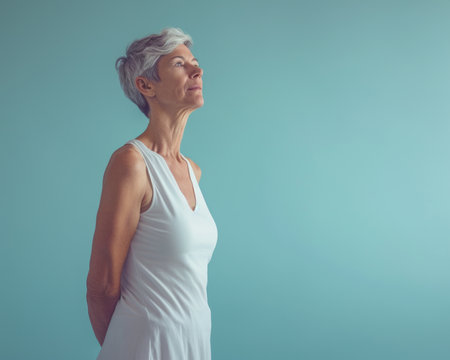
left=96, top=138, right=218, bottom=360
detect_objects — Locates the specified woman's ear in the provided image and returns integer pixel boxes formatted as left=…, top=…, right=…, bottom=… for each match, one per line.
left=135, top=77, right=155, bottom=97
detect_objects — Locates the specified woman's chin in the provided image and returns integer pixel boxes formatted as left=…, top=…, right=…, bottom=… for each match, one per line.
left=192, top=98, right=204, bottom=109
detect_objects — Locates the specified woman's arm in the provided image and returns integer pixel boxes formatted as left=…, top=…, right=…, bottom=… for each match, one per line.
left=86, top=145, right=148, bottom=345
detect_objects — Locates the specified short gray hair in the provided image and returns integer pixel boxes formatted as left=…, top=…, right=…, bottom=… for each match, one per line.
left=115, top=27, right=193, bottom=118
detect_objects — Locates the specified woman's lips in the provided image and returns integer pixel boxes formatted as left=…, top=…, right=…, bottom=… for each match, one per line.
left=188, top=87, right=202, bottom=91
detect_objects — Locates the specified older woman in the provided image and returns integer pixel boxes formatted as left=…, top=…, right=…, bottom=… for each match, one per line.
left=86, top=27, right=218, bottom=360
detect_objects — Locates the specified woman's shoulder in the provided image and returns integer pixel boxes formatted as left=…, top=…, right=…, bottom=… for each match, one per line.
left=111, top=143, right=144, bottom=165
left=183, top=155, right=202, bottom=183
left=103, top=143, right=147, bottom=184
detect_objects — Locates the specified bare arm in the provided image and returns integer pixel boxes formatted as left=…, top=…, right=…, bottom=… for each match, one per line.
left=86, top=145, right=148, bottom=345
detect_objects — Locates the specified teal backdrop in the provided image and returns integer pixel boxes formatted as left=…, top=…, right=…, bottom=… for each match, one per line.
left=1, top=0, right=449, bottom=359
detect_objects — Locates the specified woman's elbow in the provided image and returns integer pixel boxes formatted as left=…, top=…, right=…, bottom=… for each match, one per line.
left=86, top=272, right=121, bottom=300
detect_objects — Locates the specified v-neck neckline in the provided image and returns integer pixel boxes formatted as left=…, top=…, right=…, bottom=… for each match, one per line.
left=133, top=139, right=198, bottom=213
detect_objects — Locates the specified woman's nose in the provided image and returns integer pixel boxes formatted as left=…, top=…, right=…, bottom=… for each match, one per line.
left=191, top=65, right=203, bottom=78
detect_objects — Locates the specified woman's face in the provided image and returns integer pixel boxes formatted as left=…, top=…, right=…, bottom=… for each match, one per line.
left=150, top=44, right=204, bottom=112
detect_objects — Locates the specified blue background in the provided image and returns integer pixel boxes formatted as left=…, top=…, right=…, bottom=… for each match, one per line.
left=1, top=0, right=449, bottom=359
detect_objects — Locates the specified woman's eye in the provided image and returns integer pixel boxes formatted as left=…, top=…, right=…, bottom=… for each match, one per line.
left=175, top=62, right=200, bottom=68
